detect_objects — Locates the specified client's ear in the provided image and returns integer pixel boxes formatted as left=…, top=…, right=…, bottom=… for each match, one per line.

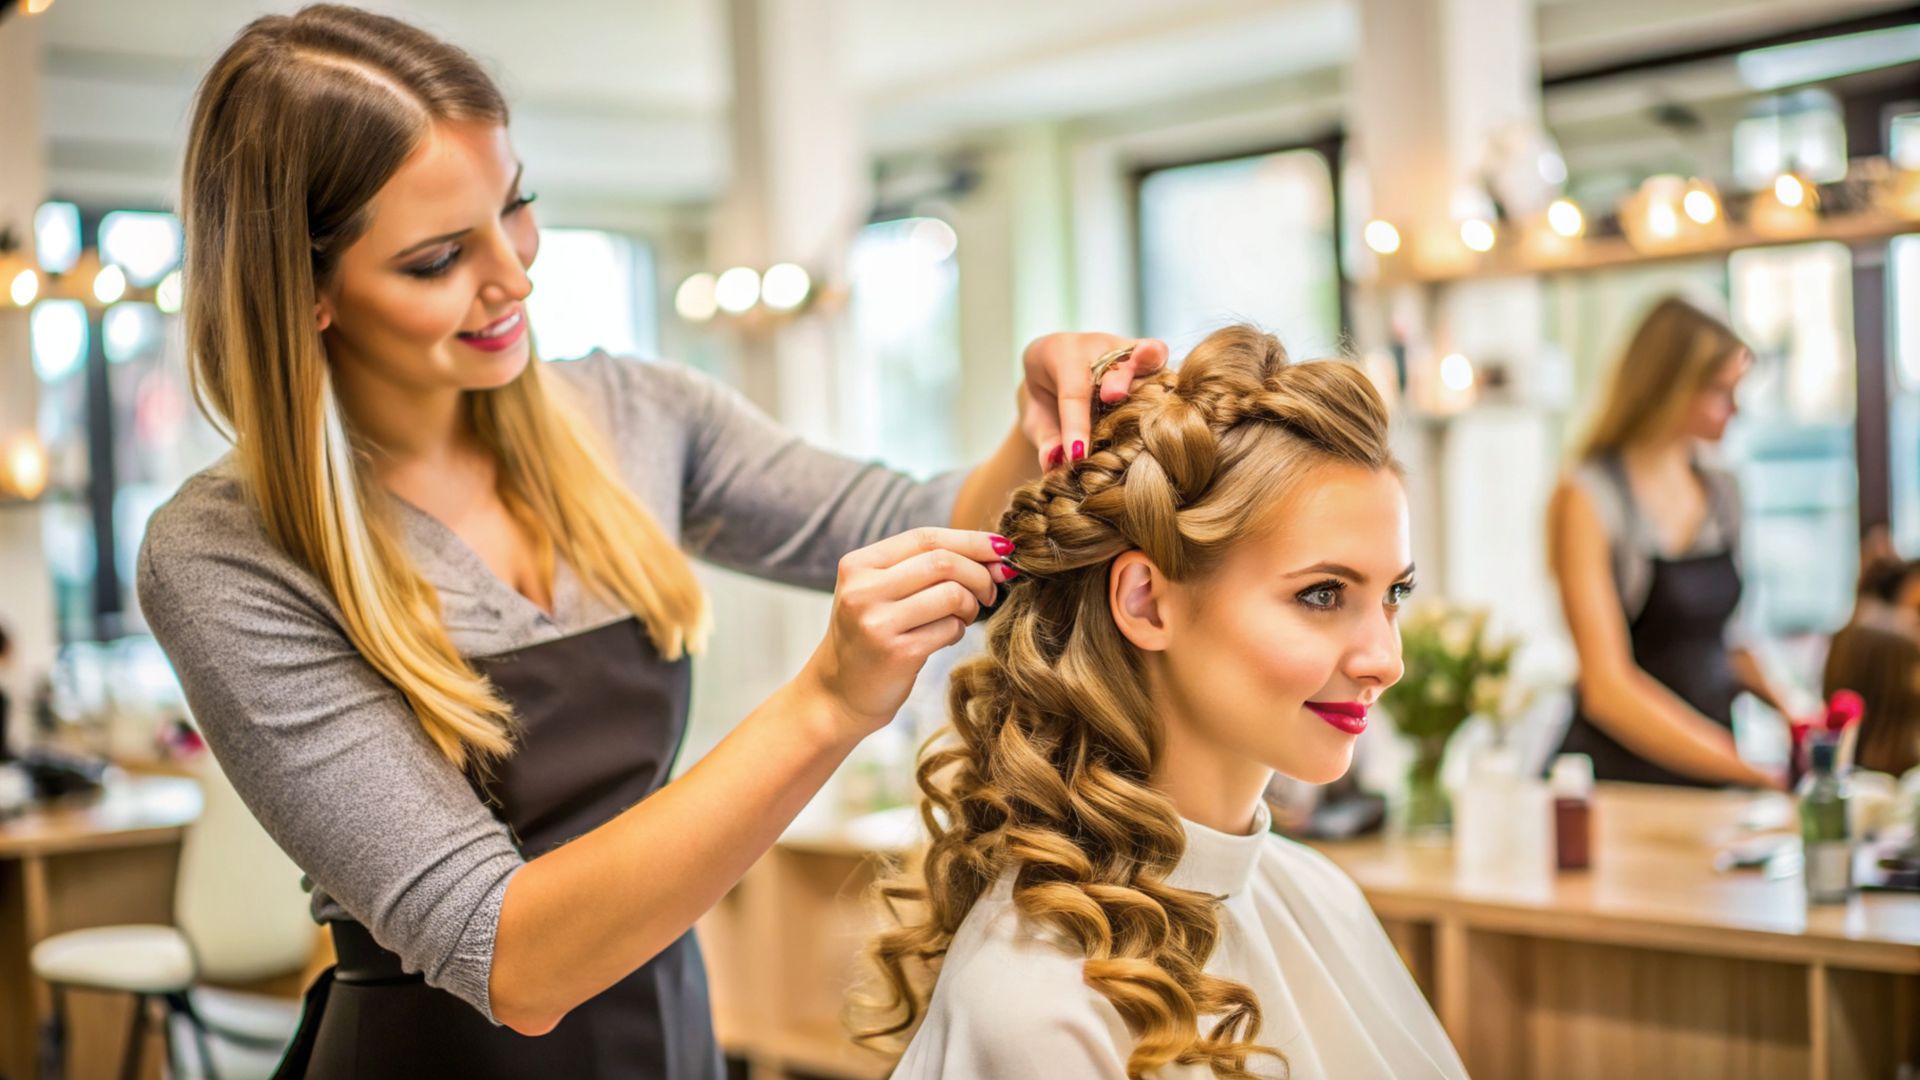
left=1110, top=551, right=1172, bottom=652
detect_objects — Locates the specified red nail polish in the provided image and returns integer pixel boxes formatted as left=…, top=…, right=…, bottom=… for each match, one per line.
left=1001, top=565, right=1019, bottom=580
left=1046, top=446, right=1064, bottom=469
left=1072, top=440, right=1086, bottom=461
left=991, top=535, right=1014, bottom=556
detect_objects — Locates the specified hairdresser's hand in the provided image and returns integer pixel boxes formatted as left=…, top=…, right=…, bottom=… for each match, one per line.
left=798, top=528, right=1016, bottom=740
left=1018, top=333, right=1169, bottom=472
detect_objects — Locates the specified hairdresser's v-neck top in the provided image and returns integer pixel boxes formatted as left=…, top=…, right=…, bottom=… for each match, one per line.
left=893, top=801, right=1468, bottom=1079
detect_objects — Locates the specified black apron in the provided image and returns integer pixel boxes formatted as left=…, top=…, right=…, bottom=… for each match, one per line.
left=1559, top=460, right=1745, bottom=787
left=275, top=616, right=722, bottom=1079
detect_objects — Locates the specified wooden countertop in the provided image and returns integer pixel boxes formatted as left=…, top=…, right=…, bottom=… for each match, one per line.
left=1314, top=782, right=1920, bottom=973
left=778, top=782, right=1920, bottom=972
left=0, top=773, right=202, bottom=858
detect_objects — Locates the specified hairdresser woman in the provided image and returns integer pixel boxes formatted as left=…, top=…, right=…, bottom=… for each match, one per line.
left=136, top=7, right=1167, bottom=1077
left=1547, top=296, right=1791, bottom=789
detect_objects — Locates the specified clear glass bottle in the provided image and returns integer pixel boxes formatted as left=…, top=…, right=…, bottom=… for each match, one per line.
left=1797, top=737, right=1853, bottom=905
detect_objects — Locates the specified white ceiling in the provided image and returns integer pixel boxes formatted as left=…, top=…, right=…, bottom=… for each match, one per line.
left=23, top=0, right=1913, bottom=212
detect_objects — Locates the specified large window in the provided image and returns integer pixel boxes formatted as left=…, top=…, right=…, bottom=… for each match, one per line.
left=525, top=228, right=658, bottom=362
left=1137, top=146, right=1343, bottom=361
left=1891, top=234, right=1920, bottom=555
left=845, top=215, right=963, bottom=477
left=1725, top=242, right=1859, bottom=635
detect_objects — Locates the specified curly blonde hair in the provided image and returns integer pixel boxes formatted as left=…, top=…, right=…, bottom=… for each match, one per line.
left=857, top=325, right=1398, bottom=1078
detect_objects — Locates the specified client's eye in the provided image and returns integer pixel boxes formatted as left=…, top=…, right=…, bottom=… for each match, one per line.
left=1297, top=580, right=1345, bottom=611
left=1387, top=580, right=1417, bottom=608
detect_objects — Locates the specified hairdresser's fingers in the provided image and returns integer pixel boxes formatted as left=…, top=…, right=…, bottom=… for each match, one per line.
left=884, top=578, right=983, bottom=634
left=806, top=530, right=1006, bottom=735
left=898, top=614, right=970, bottom=656
left=1020, top=382, right=1065, bottom=471
left=1096, top=337, right=1169, bottom=403
left=874, top=547, right=999, bottom=610
left=838, top=526, right=1011, bottom=576
left=1020, top=332, right=1164, bottom=470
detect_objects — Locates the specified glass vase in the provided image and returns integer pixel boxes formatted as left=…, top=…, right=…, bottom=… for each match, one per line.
left=1400, top=735, right=1453, bottom=841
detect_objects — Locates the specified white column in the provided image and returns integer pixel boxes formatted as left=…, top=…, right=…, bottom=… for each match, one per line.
left=1350, top=0, right=1565, bottom=649
left=682, top=0, right=874, bottom=793
left=711, top=0, right=869, bottom=446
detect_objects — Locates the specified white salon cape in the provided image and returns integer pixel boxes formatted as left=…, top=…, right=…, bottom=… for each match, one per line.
left=891, top=801, right=1469, bottom=1079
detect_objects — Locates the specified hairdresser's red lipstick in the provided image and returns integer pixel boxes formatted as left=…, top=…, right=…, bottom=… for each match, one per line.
left=1305, top=700, right=1368, bottom=735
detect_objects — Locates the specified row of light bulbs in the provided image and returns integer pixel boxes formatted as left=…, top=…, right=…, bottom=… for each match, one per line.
left=1, top=254, right=184, bottom=314
left=673, top=262, right=815, bottom=323
left=1360, top=170, right=1826, bottom=264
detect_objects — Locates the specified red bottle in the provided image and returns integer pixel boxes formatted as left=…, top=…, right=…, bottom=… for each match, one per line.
left=1551, top=753, right=1594, bottom=871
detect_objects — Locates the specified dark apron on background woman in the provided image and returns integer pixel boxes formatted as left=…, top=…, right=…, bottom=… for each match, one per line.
left=1559, top=458, right=1745, bottom=788
left=275, top=616, right=721, bottom=1079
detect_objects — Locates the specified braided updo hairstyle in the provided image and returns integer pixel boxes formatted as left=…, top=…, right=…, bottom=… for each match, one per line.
left=858, top=325, right=1398, bottom=1078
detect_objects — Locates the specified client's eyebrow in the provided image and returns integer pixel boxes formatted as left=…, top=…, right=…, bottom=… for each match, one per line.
left=1285, top=561, right=1417, bottom=584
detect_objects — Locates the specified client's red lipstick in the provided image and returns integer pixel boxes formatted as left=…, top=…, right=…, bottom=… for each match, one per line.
left=1306, top=700, right=1368, bottom=735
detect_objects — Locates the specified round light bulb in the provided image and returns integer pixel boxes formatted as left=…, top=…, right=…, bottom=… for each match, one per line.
left=673, top=272, right=718, bottom=323
left=1363, top=220, right=1402, bottom=255
left=9, top=268, right=40, bottom=306
left=760, top=263, right=812, bottom=312
left=713, top=267, right=760, bottom=315
left=1682, top=188, right=1718, bottom=225
left=1774, top=173, right=1806, bottom=209
left=1546, top=199, right=1584, bottom=239
left=1648, top=202, right=1679, bottom=239
left=3, top=434, right=47, bottom=500
left=1439, top=353, right=1475, bottom=392
left=93, top=264, right=127, bottom=304
left=1459, top=219, right=1496, bottom=254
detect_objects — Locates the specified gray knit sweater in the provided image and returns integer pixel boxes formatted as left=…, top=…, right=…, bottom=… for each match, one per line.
left=136, top=352, right=966, bottom=1020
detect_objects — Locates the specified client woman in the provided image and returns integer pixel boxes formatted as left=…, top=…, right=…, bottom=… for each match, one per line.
left=859, top=326, right=1466, bottom=1078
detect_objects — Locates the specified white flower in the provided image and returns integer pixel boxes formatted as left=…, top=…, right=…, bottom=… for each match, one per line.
left=1426, top=675, right=1456, bottom=704
left=1440, top=617, right=1474, bottom=658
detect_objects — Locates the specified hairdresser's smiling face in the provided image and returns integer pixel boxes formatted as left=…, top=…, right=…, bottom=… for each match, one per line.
left=318, top=120, right=538, bottom=401
left=1119, top=462, right=1412, bottom=794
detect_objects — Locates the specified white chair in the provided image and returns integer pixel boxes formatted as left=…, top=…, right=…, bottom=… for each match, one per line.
left=31, top=746, right=314, bottom=1080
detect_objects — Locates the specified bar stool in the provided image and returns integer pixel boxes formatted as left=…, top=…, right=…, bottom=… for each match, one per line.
left=31, top=746, right=314, bottom=1080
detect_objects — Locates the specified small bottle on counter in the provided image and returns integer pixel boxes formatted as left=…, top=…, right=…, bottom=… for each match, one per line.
left=1797, top=737, right=1853, bottom=905
left=1551, top=753, right=1593, bottom=872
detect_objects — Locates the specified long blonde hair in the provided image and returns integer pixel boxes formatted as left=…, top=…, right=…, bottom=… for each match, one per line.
left=859, top=326, right=1398, bottom=1078
left=1577, top=295, right=1748, bottom=460
left=180, top=4, right=709, bottom=768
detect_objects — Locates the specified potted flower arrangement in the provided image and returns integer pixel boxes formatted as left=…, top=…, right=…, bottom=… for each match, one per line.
left=1380, top=602, right=1517, bottom=837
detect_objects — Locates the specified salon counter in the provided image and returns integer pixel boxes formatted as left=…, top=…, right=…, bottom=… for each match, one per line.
left=1321, top=782, right=1920, bottom=1080
left=698, top=782, right=1920, bottom=1080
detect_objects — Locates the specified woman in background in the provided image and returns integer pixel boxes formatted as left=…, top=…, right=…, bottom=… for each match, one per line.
left=1547, top=296, right=1790, bottom=788
left=862, top=327, right=1465, bottom=1078
left=1825, top=550, right=1920, bottom=776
